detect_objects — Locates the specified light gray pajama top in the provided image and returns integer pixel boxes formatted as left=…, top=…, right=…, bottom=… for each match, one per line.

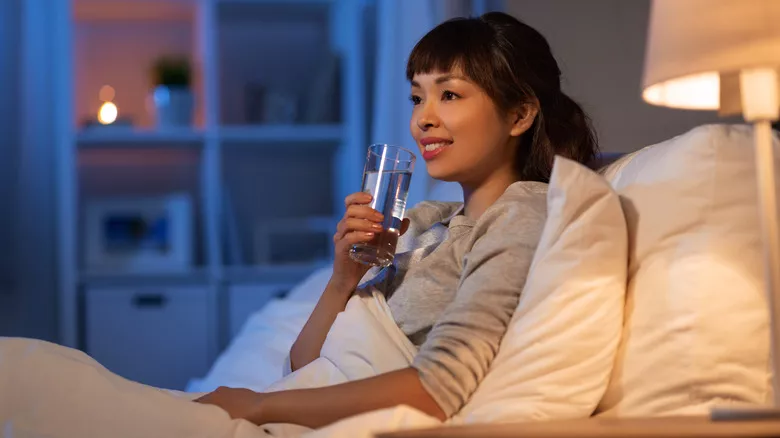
left=359, top=181, right=548, bottom=417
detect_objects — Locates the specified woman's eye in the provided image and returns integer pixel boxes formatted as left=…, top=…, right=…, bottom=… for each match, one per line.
left=442, top=90, right=459, bottom=101
left=409, top=95, right=422, bottom=105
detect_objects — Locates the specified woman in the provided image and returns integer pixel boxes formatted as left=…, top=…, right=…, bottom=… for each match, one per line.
left=195, top=11, right=597, bottom=428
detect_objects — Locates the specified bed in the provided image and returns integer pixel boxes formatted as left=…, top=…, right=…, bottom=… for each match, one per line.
left=186, top=154, right=626, bottom=395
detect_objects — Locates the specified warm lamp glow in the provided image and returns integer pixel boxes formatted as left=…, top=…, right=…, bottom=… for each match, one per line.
left=740, top=68, right=780, bottom=121
left=98, top=102, right=118, bottom=124
left=642, top=72, right=721, bottom=110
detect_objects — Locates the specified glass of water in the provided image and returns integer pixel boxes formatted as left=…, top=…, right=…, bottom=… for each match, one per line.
left=349, top=144, right=415, bottom=267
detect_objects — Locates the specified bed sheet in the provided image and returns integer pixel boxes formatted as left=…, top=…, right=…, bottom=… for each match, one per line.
left=188, top=298, right=316, bottom=393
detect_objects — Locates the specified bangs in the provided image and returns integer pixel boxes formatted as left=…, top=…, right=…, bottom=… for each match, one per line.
left=406, top=17, right=515, bottom=110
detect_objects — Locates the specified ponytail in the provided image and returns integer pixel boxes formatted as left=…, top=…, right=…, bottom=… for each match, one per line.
left=520, top=91, right=598, bottom=182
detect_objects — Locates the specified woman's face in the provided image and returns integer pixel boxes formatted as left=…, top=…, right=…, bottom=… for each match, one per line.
left=409, top=69, right=521, bottom=186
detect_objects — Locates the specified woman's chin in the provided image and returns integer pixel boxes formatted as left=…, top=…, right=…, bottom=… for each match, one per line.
left=426, top=168, right=456, bottom=182
left=426, top=164, right=461, bottom=183
left=425, top=163, right=465, bottom=183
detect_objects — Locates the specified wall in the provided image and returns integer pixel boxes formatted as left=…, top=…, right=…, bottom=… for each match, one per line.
left=0, top=0, right=20, bottom=331
left=0, top=0, right=60, bottom=341
left=507, top=0, right=739, bottom=153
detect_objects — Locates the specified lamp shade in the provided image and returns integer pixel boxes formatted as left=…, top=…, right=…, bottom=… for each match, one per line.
left=642, top=0, right=780, bottom=114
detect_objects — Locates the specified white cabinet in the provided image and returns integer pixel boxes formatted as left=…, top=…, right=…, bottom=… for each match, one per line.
left=85, top=286, right=212, bottom=390
left=54, top=0, right=367, bottom=360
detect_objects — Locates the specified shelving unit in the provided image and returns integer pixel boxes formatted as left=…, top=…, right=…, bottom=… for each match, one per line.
left=80, top=267, right=212, bottom=287
left=55, top=0, right=369, bottom=389
left=77, top=128, right=206, bottom=147
left=218, top=124, right=343, bottom=144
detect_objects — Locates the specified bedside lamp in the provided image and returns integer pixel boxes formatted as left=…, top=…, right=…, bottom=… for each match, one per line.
left=642, top=0, right=780, bottom=419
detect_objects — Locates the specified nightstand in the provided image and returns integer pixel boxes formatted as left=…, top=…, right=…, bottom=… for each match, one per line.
left=376, top=416, right=780, bottom=438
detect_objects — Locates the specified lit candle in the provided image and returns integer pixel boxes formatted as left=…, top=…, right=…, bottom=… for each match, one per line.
left=97, top=85, right=118, bottom=124
left=98, top=102, right=118, bottom=125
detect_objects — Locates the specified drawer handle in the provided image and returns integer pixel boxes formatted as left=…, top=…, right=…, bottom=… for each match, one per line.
left=133, top=294, right=168, bottom=308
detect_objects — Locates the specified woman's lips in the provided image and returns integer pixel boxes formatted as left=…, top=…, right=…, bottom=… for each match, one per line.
left=421, top=141, right=452, bottom=161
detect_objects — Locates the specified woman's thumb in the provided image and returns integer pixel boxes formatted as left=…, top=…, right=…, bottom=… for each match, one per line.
left=399, top=218, right=411, bottom=236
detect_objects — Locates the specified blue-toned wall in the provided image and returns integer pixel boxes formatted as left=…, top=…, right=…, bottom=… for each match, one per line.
left=0, top=0, right=21, bottom=332
left=0, top=0, right=60, bottom=341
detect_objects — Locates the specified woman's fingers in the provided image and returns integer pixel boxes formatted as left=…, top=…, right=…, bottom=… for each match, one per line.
left=346, top=205, right=384, bottom=221
left=344, top=192, right=372, bottom=208
left=334, top=192, right=383, bottom=246
left=334, top=230, right=375, bottom=245
left=342, top=231, right=377, bottom=245
left=343, top=218, right=383, bottom=234
left=334, top=218, right=383, bottom=241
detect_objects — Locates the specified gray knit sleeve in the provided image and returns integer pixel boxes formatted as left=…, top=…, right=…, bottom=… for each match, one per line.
left=411, top=183, right=548, bottom=417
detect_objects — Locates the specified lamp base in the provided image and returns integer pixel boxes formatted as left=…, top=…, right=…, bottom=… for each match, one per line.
left=711, top=406, right=780, bottom=422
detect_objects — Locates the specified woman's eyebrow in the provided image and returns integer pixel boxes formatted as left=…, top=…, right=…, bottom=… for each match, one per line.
left=435, top=74, right=467, bottom=84
left=410, top=75, right=468, bottom=88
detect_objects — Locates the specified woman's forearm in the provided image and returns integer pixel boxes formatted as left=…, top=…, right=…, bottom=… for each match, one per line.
left=253, top=368, right=446, bottom=428
left=289, top=277, right=354, bottom=371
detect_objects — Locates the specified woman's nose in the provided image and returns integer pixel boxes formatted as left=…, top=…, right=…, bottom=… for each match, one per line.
left=416, top=103, right=439, bottom=131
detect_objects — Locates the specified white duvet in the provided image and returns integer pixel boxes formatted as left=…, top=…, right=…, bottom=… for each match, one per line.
left=189, top=298, right=317, bottom=394
left=0, top=289, right=440, bottom=438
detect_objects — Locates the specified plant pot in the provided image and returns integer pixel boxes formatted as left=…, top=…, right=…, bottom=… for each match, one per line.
left=152, top=85, right=194, bottom=128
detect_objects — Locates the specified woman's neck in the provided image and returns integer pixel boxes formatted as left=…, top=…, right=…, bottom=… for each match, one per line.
left=461, top=170, right=519, bottom=221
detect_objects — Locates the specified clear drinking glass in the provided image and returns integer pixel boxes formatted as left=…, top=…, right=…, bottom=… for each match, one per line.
left=349, top=144, right=416, bottom=267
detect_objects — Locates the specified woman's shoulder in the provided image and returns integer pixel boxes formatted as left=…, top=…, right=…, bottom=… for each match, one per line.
left=473, top=181, right=549, bottom=243
left=500, top=180, right=548, bottom=203
left=491, top=180, right=547, bottom=211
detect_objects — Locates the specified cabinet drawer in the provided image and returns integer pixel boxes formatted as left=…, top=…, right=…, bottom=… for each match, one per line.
left=85, top=286, right=212, bottom=390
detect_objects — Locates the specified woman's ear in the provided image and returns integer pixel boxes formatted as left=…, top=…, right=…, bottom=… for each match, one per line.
left=509, top=103, right=539, bottom=137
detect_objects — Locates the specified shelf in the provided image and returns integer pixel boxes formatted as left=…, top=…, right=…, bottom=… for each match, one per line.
left=79, top=268, right=213, bottom=288
left=218, top=0, right=333, bottom=19
left=219, top=0, right=334, bottom=4
left=77, top=128, right=206, bottom=148
left=77, top=125, right=342, bottom=147
left=219, top=124, right=342, bottom=145
left=222, top=261, right=331, bottom=284
left=56, top=0, right=367, bottom=351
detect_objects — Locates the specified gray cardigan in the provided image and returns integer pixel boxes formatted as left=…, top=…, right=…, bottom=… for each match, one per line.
left=364, top=181, right=548, bottom=417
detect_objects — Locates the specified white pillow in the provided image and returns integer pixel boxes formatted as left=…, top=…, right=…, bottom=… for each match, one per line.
left=285, top=266, right=334, bottom=302
left=454, top=156, right=627, bottom=423
left=596, top=124, right=774, bottom=417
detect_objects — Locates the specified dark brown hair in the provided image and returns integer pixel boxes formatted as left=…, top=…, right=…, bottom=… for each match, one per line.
left=406, top=12, right=598, bottom=183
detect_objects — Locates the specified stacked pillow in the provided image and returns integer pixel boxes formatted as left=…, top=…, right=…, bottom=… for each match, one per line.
left=456, top=124, right=775, bottom=422
left=596, top=124, right=774, bottom=416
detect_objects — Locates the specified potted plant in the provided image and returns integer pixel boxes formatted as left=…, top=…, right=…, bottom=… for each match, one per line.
left=150, top=55, right=194, bottom=128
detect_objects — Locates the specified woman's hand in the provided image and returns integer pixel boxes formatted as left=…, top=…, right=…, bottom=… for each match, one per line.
left=194, top=386, right=266, bottom=424
left=196, top=369, right=445, bottom=429
left=331, top=192, right=411, bottom=291
left=331, top=192, right=385, bottom=290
